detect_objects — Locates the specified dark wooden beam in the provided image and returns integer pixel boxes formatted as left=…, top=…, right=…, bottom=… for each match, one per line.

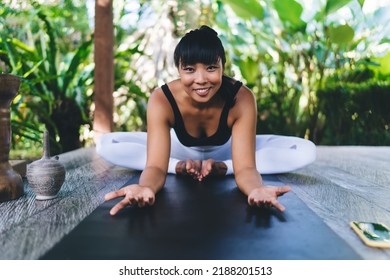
left=93, top=0, right=114, bottom=139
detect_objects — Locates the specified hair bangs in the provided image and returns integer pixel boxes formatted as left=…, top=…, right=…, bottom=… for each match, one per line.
left=178, top=43, right=221, bottom=67
left=174, top=26, right=226, bottom=68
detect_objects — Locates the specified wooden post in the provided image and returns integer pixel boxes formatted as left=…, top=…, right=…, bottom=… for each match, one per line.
left=0, top=74, right=24, bottom=202
left=93, top=0, right=114, bottom=141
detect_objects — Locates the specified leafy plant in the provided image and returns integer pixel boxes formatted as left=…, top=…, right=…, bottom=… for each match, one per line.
left=2, top=0, right=389, bottom=154
left=318, top=76, right=390, bottom=145
left=215, top=0, right=389, bottom=144
left=1, top=1, right=93, bottom=154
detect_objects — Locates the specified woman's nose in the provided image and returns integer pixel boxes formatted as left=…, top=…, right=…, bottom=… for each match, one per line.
left=194, top=70, right=207, bottom=84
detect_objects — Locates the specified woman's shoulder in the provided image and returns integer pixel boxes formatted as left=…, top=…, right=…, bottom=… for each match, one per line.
left=222, top=75, right=240, bottom=86
left=147, top=85, right=175, bottom=125
left=148, top=86, right=167, bottom=106
left=229, top=82, right=256, bottom=118
left=165, top=79, right=183, bottom=95
left=233, top=81, right=255, bottom=103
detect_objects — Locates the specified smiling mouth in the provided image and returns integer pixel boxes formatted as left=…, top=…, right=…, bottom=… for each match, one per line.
left=194, top=87, right=211, bottom=96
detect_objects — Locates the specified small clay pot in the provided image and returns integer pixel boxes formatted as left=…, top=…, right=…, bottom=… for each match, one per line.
left=27, top=131, right=66, bottom=200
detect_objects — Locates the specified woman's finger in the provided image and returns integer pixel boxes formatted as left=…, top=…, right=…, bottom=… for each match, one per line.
left=137, top=197, right=145, bottom=207
left=147, top=196, right=155, bottom=205
left=104, top=189, right=125, bottom=201
left=109, top=197, right=129, bottom=215
left=276, top=186, right=291, bottom=196
left=270, top=198, right=286, bottom=212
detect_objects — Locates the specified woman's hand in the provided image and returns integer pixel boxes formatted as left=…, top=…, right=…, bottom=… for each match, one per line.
left=104, top=184, right=155, bottom=215
left=248, top=185, right=291, bottom=212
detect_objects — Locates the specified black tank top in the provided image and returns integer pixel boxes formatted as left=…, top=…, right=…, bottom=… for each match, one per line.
left=162, top=77, right=242, bottom=147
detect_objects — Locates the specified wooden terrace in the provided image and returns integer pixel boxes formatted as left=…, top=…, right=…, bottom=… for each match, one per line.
left=1, top=146, right=389, bottom=260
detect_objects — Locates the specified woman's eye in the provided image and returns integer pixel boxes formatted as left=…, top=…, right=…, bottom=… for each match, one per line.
left=183, top=67, right=194, bottom=72
left=207, top=65, right=218, bottom=71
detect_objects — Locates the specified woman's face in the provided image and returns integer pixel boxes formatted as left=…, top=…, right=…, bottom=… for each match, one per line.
left=178, top=59, right=223, bottom=104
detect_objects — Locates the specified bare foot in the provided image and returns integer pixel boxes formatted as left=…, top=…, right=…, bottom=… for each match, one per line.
left=200, top=159, right=227, bottom=180
left=176, top=159, right=227, bottom=181
left=175, top=160, right=202, bottom=180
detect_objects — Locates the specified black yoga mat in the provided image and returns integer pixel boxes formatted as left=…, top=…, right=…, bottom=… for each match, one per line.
left=42, top=174, right=361, bottom=260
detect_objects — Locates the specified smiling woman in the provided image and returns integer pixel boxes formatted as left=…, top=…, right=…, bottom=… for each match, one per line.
left=96, top=25, right=316, bottom=215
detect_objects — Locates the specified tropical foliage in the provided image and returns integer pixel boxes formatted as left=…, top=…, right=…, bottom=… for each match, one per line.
left=0, top=0, right=389, bottom=158
left=1, top=1, right=93, bottom=154
left=215, top=0, right=390, bottom=142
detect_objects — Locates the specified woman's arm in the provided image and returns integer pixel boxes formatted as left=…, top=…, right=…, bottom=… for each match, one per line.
left=141, top=88, right=172, bottom=192
left=231, top=87, right=290, bottom=211
left=105, top=88, right=173, bottom=215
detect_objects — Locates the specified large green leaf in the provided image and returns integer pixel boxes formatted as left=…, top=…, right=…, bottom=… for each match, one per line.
left=62, top=39, right=92, bottom=95
left=1, top=34, right=17, bottom=71
left=220, top=0, right=264, bottom=20
left=328, top=24, right=355, bottom=45
left=325, top=0, right=353, bottom=15
left=380, top=38, right=390, bottom=44
left=238, top=57, right=259, bottom=85
left=372, top=52, right=390, bottom=75
left=273, top=0, right=306, bottom=31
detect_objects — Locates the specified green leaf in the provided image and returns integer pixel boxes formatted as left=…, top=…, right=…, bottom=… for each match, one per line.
left=62, top=39, right=92, bottom=94
left=357, top=0, right=365, bottom=8
left=328, top=24, right=355, bottom=45
left=273, top=0, right=306, bottom=31
left=238, top=57, right=259, bottom=84
left=1, top=34, right=17, bottom=72
left=372, top=52, right=390, bottom=75
left=325, top=0, right=353, bottom=15
left=23, top=60, right=44, bottom=78
left=220, top=0, right=264, bottom=20
left=10, top=38, right=35, bottom=54
left=380, top=38, right=390, bottom=44
left=37, top=10, right=57, bottom=75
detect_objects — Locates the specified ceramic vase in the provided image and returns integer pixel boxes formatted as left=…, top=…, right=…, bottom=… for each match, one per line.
left=0, top=74, right=24, bottom=202
left=27, top=131, right=66, bottom=200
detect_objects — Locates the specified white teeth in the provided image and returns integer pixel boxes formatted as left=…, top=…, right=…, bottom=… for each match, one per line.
left=195, top=88, right=209, bottom=93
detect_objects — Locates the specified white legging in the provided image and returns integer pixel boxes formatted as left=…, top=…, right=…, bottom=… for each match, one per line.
left=96, top=130, right=316, bottom=175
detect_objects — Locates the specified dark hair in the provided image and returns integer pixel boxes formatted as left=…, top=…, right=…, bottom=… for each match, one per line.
left=174, top=25, right=226, bottom=68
